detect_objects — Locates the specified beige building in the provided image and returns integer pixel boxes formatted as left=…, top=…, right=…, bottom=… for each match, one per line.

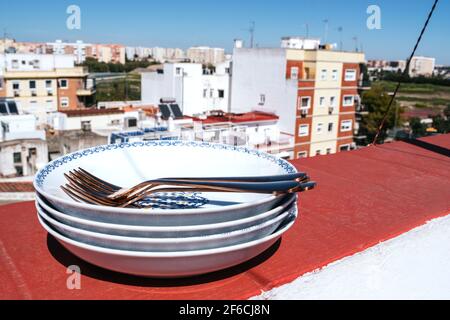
left=409, top=56, right=435, bottom=77
left=0, top=54, right=95, bottom=125
left=187, top=47, right=226, bottom=65
left=231, top=40, right=366, bottom=159
left=89, top=44, right=126, bottom=64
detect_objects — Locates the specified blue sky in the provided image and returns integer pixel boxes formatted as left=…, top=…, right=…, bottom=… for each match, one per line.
left=1, top=0, right=449, bottom=64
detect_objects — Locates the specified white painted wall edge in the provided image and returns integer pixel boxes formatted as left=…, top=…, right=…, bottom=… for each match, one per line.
left=251, top=213, right=450, bottom=300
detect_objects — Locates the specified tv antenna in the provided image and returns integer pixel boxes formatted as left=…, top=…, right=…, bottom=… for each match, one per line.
left=323, top=19, right=329, bottom=43
left=337, top=26, right=343, bottom=50
left=248, top=21, right=255, bottom=48
left=352, top=36, right=359, bottom=52
left=302, top=23, right=310, bottom=38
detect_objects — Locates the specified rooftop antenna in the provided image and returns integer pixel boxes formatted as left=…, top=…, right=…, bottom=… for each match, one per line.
left=337, top=26, right=343, bottom=51
left=249, top=21, right=255, bottom=48
left=323, top=19, right=329, bottom=43
left=352, top=36, right=359, bottom=52
left=303, top=23, right=310, bottom=38
left=3, top=28, right=9, bottom=55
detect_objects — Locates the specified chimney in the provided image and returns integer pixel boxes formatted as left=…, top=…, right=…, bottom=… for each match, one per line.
left=234, top=39, right=243, bottom=49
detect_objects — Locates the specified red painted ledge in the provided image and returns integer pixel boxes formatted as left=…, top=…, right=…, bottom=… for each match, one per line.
left=1, top=134, right=449, bottom=300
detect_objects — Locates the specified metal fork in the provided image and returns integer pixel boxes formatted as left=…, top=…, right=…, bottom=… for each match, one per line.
left=62, top=168, right=316, bottom=208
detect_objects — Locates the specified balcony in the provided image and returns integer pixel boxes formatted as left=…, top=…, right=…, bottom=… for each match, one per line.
left=76, top=87, right=96, bottom=96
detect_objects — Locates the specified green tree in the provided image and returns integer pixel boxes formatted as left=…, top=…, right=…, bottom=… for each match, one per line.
left=409, top=117, right=427, bottom=137
left=432, top=114, right=450, bottom=134
left=359, top=83, right=403, bottom=144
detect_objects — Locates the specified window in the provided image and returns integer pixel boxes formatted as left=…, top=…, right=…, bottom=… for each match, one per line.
left=320, top=69, right=327, bottom=81
left=330, top=96, right=336, bottom=107
left=0, top=78, right=3, bottom=89
left=218, top=89, right=225, bottom=99
left=60, top=97, right=69, bottom=108
left=59, top=79, right=68, bottom=89
left=210, top=89, right=214, bottom=98
left=343, top=95, right=355, bottom=107
left=340, top=120, right=353, bottom=132
left=298, top=124, right=309, bottom=137
left=340, top=144, right=350, bottom=152
left=345, top=69, right=357, bottom=81
left=28, top=148, right=37, bottom=158
left=12, top=60, right=19, bottom=69
left=175, top=68, right=181, bottom=75
left=332, top=70, right=338, bottom=81
left=326, top=148, right=332, bottom=155
left=13, top=152, right=22, bottom=164
left=127, top=118, right=138, bottom=128
left=12, top=82, right=20, bottom=90
left=291, top=67, right=299, bottom=80
left=317, top=123, right=323, bottom=134
left=319, top=97, right=325, bottom=107
left=315, top=150, right=321, bottom=156
left=203, top=89, right=207, bottom=98
left=260, top=94, right=266, bottom=105
left=297, top=151, right=308, bottom=158
left=298, top=97, right=311, bottom=110
left=328, top=123, right=334, bottom=132
left=45, top=80, right=52, bottom=88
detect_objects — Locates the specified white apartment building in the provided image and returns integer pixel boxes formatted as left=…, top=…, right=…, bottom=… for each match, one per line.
left=0, top=100, right=47, bottom=177
left=141, top=62, right=231, bottom=116
left=409, top=56, right=435, bottom=77
left=137, top=47, right=187, bottom=63
left=187, top=47, right=226, bottom=65
left=126, top=47, right=153, bottom=61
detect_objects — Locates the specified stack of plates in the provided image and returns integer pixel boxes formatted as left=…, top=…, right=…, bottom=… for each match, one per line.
left=34, top=141, right=300, bottom=278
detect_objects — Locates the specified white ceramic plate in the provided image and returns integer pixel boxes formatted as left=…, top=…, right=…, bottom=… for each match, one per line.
left=38, top=211, right=297, bottom=278
left=34, top=141, right=297, bottom=226
left=36, top=193, right=297, bottom=238
left=37, top=202, right=297, bottom=252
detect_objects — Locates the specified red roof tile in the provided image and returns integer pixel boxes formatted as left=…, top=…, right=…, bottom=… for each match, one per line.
left=0, top=182, right=34, bottom=193
left=61, top=108, right=125, bottom=117
left=191, top=111, right=279, bottom=124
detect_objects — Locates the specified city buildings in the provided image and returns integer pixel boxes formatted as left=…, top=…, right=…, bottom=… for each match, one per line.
left=141, top=61, right=231, bottom=116
left=230, top=38, right=366, bottom=158
left=2, top=39, right=126, bottom=64
left=0, top=53, right=96, bottom=125
left=0, top=99, right=47, bottom=177
left=367, top=56, right=436, bottom=77
left=367, top=59, right=407, bottom=73
left=187, top=47, right=226, bottom=65
left=46, top=40, right=90, bottom=64
left=126, top=47, right=186, bottom=62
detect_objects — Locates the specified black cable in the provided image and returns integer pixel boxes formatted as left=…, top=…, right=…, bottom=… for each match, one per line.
left=372, top=0, right=439, bottom=145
